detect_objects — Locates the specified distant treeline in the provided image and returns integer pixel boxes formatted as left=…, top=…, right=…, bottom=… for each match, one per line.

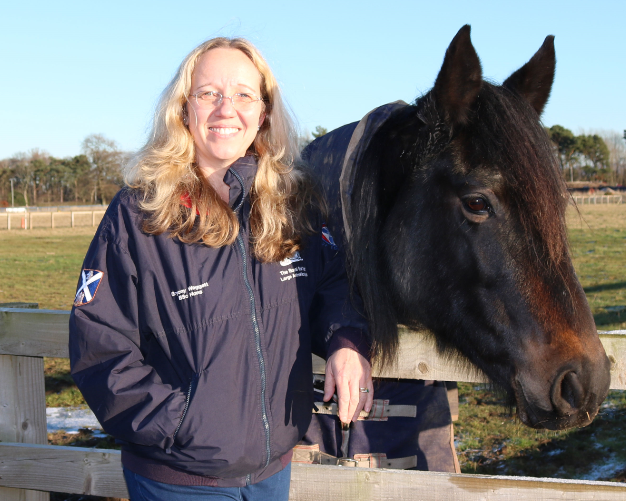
left=547, top=127, right=626, bottom=184
left=0, top=134, right=125, bottom=207
left=1, top=127, right=624, bottom=207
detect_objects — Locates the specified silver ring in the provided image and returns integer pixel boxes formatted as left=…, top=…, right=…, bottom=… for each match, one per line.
left=359, top=387, right=369, bottom=393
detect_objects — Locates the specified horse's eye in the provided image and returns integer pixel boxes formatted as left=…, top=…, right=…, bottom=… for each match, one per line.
left=465, top=197, right=489, bottom=213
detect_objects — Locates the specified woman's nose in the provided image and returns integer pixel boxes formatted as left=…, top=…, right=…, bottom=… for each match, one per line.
left=214, top=97, right=237, bottom=117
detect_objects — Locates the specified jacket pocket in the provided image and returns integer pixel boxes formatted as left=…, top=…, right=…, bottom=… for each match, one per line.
left=167, top=373, right=199, bottom=453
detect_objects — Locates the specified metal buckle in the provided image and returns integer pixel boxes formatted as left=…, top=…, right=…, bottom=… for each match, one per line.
left=337, top=458, right=359, bottom=467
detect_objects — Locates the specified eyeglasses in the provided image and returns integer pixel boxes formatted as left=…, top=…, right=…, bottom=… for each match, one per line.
left=189, top=91, right=264, bottom=110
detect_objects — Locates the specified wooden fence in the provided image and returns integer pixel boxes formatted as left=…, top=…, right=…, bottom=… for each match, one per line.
left=0, top=210, right=106, bottom=230
left=571, top=195, right=623, bottom=204
left=1, top=308, right=626, bottom=500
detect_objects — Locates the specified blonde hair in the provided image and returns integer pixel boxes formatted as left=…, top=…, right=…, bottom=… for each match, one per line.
left=125, top=37, right=318, bottom=262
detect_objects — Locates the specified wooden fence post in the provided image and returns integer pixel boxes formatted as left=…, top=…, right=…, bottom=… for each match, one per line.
left=0, top=304, right=48, bottom=501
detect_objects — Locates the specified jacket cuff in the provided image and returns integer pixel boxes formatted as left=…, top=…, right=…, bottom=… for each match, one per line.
left=327, top=326, right=371, bottom=362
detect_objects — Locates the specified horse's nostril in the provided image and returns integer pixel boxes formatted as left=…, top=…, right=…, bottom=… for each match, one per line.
left=552, top=370, right=585, bottom=415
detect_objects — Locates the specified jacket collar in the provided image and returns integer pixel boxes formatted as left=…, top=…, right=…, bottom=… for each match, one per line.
left=179, top=156, right=258, bottom=212
left=224, top=155, right=258, bottom=209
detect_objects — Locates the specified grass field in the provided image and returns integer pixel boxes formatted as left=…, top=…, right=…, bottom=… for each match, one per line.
left=0, top=226, right=97, bottom=310
left=567, top=205, right=626, bottom=331
left=1, top=203, right=625, bottom=486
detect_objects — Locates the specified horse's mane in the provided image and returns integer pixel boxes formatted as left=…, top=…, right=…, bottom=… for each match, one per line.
left=350, top=82, right=569, bottom=365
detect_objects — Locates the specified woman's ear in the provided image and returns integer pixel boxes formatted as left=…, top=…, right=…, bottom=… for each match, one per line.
left=182, top=104, right=189, bottom=127
left=258, top=113, right=266, bottom=128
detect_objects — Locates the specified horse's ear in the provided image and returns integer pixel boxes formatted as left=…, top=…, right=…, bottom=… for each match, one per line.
left=503, top=36, right=556, bottom=116
left=433, top=25, right=483, bottom=127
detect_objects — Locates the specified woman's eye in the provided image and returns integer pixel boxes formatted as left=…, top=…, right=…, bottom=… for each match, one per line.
left=465, top=197, right=489, bottom=213
left=234, top=93, right=256, bottom=104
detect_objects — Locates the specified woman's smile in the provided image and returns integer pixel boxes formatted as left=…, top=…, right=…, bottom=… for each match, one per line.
left=208, top=126, right=241, bottom=137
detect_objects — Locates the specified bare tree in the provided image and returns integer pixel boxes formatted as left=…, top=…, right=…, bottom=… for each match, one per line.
left=81, top=134, right=123, bottom=204
left=27, top=149, right=50, bottom=206
left=11, top=153, right=33, bottom=206
left=601, top=131, right=626, bottom=185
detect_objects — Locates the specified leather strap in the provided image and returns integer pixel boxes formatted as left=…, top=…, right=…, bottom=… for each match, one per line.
left=313, top=399, right=417, bottom=421
left=293, top=444, right=417, bottom=469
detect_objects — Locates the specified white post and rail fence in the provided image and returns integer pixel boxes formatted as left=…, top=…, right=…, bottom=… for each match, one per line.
left=570, top=195, right=623, bottom=205
left=0, top=208, right=107, bottom=230
left=1, top=307, right=626, bottom=500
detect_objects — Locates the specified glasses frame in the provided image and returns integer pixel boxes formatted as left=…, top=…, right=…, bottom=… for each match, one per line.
left=189, top=91, right=264, bottom=110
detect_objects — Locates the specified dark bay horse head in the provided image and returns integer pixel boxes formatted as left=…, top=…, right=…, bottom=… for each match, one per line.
left=343, top=26, right=611, bottom=430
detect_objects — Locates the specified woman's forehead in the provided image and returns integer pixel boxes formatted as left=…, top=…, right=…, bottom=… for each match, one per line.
left=192, top=48, right=261, bottom=91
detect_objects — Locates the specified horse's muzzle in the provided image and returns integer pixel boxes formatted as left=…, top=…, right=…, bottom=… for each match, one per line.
left=515, top=354, right=611, bottom=430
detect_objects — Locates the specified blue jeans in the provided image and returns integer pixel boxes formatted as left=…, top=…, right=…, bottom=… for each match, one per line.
left=123, top=464, right=291, bottom=501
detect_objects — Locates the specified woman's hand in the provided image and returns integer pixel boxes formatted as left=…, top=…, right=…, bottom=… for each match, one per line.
left=324, top=348, right=373, bottom=423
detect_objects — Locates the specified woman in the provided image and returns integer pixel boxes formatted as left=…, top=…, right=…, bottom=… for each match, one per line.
left=69, top=37, right=373, bottom=500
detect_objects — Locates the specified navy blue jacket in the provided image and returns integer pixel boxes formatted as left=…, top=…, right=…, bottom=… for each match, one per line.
left=69, top=156, right=368, bottom=484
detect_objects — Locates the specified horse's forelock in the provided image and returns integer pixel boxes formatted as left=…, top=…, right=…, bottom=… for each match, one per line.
left=458, top=83, right=569, bottom=268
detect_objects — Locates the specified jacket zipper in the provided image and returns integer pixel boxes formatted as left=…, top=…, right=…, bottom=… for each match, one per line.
left=231, top=168, right=272, bottom=468
left=166, top=373, right=199, bottom=454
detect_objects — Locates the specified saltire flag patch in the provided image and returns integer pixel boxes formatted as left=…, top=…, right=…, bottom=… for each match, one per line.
left=321, top=223, right=338, bottom=250
left=74, top=269, right=104, bottom=307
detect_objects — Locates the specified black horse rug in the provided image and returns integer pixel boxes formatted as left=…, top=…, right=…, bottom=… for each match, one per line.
left=297, top=103, right=459, bottom=473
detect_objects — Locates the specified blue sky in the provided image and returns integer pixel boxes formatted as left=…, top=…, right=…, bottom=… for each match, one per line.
left=1, top=0, right=624, bottom=158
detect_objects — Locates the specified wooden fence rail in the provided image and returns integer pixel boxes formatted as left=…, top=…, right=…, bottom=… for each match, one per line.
left=571, top=195, right=623, bottom=204
left=1, top=308, right=626, bottom=500
left=3, top=443, right=626, bottom=501
left=0, top=210, right=106, bottom=230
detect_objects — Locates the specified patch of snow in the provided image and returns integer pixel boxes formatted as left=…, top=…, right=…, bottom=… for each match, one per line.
left=46, top=407, right=102, bottom=434
left=576, top=453, right=625, bottom=481
left=545, top=449, right=565, bottom=457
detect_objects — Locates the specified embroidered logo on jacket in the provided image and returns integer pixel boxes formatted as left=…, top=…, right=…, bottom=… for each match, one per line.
left=321, top=224, right=338, bottom=250
left=280, top=251, right=303, bottom=267
left=279, top=252, right=308, bottom=282
left=74, top=269, right=104, bottom=306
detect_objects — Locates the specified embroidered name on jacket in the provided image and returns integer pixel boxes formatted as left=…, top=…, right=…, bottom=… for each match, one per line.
left=74, top=269, right=104, bottom=306
left=171, top=282, right=209, bottom=301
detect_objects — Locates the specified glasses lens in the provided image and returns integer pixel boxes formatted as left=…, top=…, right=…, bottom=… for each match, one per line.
left=195, top=92, right=222, bottom=108
left=232, top=93, right=259, bottom=110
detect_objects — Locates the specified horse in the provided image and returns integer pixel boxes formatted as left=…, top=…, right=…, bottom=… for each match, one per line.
left=303, top=25, right=611, bottom=436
